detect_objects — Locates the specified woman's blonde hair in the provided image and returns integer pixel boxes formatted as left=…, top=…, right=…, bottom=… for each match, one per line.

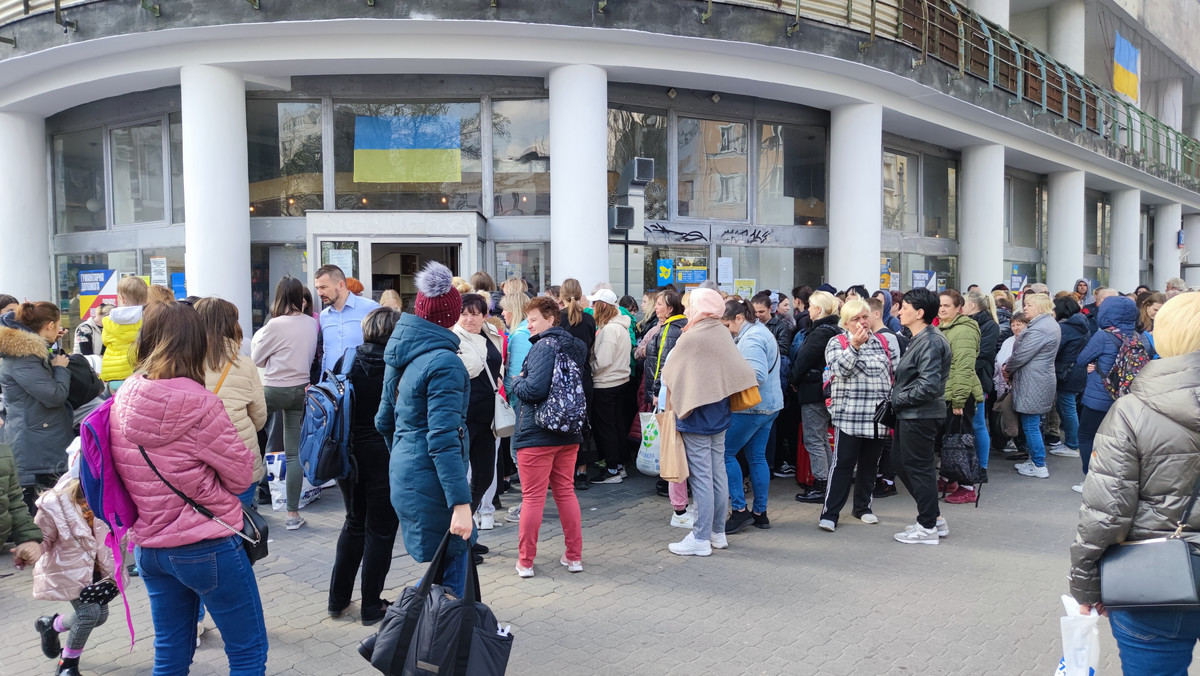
left=500, top=292, right=526, bottom=326
left=808, top=290, right=837, bottom=317
left=451, top=277, right=473, bottom=295
left=1153, top=293, right=1200, bottom=358
left=838, top=299, right=870, bottom=328
left=501, top=277, right=527, bottom=296
left=560, top=278, right=585, bottom=326
left=1023, top=293, right=1054, bottom=316
left=379, top=289, right=403, bottom=310
left=965, top=289, right=998, bottom=324
left=593, top=300, right=617, bottom=328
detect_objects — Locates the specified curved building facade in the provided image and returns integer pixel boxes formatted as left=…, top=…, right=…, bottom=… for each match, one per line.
left=0, top=0, right=1197, bottom=334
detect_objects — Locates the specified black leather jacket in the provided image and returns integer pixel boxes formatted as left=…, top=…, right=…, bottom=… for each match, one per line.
left=890, top=325, right=951, bottom=420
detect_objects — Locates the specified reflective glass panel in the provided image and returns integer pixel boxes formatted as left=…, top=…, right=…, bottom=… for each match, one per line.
left=882, top=149, right=917, bottom=233
left=53, top=128, right=107, bottom=234
left=608, top=108, right=668, bottom=220
left=1009, top=177, right=1038, bottom=248
left=757, top=123, right=826, bottom=226
left=55, top=251, right=138, bottom=340
left=923, top=155, right=957, bottom=239
left=248, top=101, right=323, bottom=216
left=111, top=122, right=165, bottom=224
left=496, top=243, right=548, bottom=294
left=492, top=100, right=550, bottom=216
left=677, top=117, right=748, bottom=220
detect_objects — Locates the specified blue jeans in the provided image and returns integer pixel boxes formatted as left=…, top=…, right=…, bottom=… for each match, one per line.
left=137, top=536, right=268, bottom=676
left=439, top=549, right=470, bottom=599
left=1056, top=391, right=1080, bottom=449
left=724, top=411, right=778, bottom=513
left=970, top=401, right=990, bottom=469
left=1020, top=413, right=1046, bottom=467
left=1110, top=607, right=1200, bottom=676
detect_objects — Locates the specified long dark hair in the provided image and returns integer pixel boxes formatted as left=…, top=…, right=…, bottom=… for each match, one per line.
left=271, top=276, right=307, bottom=318
left=135, top=302, right=207, bottom=385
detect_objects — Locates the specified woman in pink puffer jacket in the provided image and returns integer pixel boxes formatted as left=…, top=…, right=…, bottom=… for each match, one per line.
left=109, top=302, right=267, bottom=675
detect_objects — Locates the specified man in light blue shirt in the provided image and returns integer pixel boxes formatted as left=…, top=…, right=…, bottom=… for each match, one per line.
left=315, top=264, right=380, bottom=373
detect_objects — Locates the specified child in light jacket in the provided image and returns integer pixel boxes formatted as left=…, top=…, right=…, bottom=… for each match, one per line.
left=31, top=474, right=118, bottom=676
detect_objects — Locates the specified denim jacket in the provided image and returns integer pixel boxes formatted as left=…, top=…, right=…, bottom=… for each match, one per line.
left=734, top=321, right=783, bottom=415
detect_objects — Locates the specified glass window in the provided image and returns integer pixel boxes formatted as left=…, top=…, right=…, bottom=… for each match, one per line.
left=53, top=128, right=107, bottom=234
left=139, top=248, right=185, bottom=295
left=923, top=155, right=957, bottom=239
left=1009, top=177, right=1039, bottom=248
left=320, top=240, right=359, bottom=279
left=251, top=243, right=308, bottom=331
left=1084, top=190, right=1109, bottom=256
left=718, top=246, right=798, bottom=297
left=55, top=251, right=138, bottom=339
left=333, top=101, right=482, bottom=211
left=110, top=121, right=165, bottom=224
left=1006, top=261, right=1041, bottom=287
left=677, top=117, right=748, bottom=220
left=496, top=243, right=548, bottom=294
left=644, top=244, right=708, bottom=293
left=757, top=123, right=826, bottom=226
left=1084, top=266, right=1109, bottom=289
left=169, top=112, right=185, bottom=223
left=492, top=100, right=550, bottom=216
left=607, top=107, right=668, bottom=220
left=882, top=149, right=917, bottom=233
left=248, top=101, right=323, bottom=217
left=898, top=253, right=957, bottom=292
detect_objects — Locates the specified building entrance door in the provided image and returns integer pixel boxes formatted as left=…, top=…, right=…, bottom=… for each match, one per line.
left=369, top=242, right=459, bottom=310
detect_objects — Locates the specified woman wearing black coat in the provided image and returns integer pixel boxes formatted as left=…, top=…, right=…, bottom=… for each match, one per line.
left=328, top=307, right=401, bottom=626
left=1053, top=296, right=1090, bottom=456
left=789, top=291, right=841, bottom=502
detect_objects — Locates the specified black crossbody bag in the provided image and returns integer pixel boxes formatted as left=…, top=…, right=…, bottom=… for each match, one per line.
left=1099, top=473, right=1200, bottom=609
left=138, top=445, right=269, bottom=565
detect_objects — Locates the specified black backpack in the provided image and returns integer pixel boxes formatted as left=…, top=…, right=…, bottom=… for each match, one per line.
left=61, top=352, right=105, bottom=410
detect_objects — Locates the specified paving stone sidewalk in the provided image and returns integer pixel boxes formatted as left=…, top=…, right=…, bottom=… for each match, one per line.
left=0, top=451, right=1173, bottom=675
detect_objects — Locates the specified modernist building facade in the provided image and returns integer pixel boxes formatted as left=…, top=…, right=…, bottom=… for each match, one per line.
left=0, top=0, right=1198, bottom=335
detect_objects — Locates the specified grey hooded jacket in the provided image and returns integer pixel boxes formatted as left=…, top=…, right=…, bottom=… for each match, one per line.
left=1006, top=312, right=1060, bottom=415
left=1068, top=351, right=1200, bottom=605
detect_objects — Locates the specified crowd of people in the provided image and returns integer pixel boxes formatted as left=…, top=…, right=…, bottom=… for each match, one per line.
left=0, top=267, right=1198, bottom=674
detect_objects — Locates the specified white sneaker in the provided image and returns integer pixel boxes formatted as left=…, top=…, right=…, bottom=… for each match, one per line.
left=1072, top=483, right=1083, bottom=493
left=935, top=516, right=949, bottom=537
left=478, top=514, right=495, bottom=530
left=669, top=511, right=695, bottom=529
left=559, top=556, right=583, bottom=573
left=894, top=524, right=939, bottom=545
left=1017, top=463, right=1050, bottom=478
left=710, top=532, right=728, bottom=549
left=1049, top=446, right=1079, bottom=458
left=618, top=465, right=628, bottom=478
left=506, top=505, right=521, bottom=523
left=1004, top=440, right=1017, bottom=451
left=818, top=519, right=836, bottom=532
left=668, top=532, right=712, bottom=557
left=1014, top=460, right=1036, bottom=473
left=515, top=564, right=535, bottom=578
left=858, top=513, right=879, bottom=525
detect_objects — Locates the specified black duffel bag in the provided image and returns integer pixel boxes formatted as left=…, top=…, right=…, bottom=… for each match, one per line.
left=359, top=532, right=513, bottom=676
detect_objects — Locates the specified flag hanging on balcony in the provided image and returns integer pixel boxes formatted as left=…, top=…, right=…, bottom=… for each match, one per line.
left=353, top=115, right=462, bottom=183
left=1113, top=31, right=1139, bottom=102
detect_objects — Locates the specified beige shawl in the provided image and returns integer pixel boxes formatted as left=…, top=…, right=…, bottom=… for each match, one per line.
left=661, top=316, right=757, bottom=419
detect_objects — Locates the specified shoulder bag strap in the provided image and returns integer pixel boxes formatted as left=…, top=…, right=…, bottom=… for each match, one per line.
left=212, top=361, right=234, bottom=395
left=653, top=315, right=684, bottom=381
left=136, top=445, right=255, bottom=545
left=1171, top=473, right=1200, bottom=537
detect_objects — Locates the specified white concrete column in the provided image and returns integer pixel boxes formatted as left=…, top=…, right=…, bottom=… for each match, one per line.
left=1184, top=214, right=1200, bottom=287
left=828, top=103, right=882, bottom=291
left=1154, top=202, right=1182, bottom=291
left=968, top=0, right=1009, bottom=29
left=959, top=144, right=1006, bottom=289
left=180, top=65, right=252, bottom=337
left=0, top=113, right=51, bottom=302
left=1045, top=170, right=1085, bottom=293
left=1109, top=189, right=1141, bottom=294
left=548, top=64, right=608, bottom=291
left=1047, top=0, right=1085, bottom=72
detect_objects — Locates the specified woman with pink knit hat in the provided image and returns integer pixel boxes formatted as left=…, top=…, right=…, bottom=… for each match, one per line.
left=660, top=288, right=757, bottom=557
left=375, top=261, right=476, bottom=598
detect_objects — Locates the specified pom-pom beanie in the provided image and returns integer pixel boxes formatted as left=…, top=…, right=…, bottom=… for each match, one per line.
left=414, top=261, right=462, bottom=329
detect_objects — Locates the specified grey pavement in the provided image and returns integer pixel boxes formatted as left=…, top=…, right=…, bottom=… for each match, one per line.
left=0, top=450, right=1167, bottom=674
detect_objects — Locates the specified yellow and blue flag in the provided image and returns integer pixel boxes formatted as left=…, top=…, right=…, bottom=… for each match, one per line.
left=1113, top=31, right=1139, bottom=102
left=353, top=115, right=462, bottom=183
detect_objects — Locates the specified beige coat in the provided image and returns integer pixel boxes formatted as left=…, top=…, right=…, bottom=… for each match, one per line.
left=32, top=476, right=116, bottom=602
left=205, top=353, right=268, bottom=484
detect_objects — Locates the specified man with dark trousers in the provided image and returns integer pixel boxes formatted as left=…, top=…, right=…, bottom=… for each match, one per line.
left=889, top=288, right=952, bottom=545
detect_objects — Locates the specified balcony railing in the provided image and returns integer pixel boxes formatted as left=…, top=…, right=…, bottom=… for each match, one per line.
left=0, top=0, right=1196, bottom=187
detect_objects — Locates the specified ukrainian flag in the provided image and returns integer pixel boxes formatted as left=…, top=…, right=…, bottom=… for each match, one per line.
left=353, top=115, right=462, bottom=183
left=1114, top=31, right=1139, bottom=102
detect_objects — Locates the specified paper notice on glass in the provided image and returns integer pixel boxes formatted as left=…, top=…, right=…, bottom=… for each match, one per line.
left=733, top=279, right=756, bottom=298
left=327, top=249, right=355, bottom=276
left=150, top=257, right=168, bottom=286
left=717, top=257, right=733, bottom=284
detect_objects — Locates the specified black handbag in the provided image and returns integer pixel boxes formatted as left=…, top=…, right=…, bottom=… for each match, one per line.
left=138, top=445, right=269, bottom=565
left=1099, top=474, right=1200, bottom=609
left=873, top=396, right=896, bottom=429
left=359, top=532, right=513, bottom=676
left=938, top=414, right=979, bottom=486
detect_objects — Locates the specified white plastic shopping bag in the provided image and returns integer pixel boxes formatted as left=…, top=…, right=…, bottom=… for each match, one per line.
left=1055, top=595, right=1099, bottom=676
left=636, top=411, right=661, bottom=476
left=265, top=452, right=322, bottom=512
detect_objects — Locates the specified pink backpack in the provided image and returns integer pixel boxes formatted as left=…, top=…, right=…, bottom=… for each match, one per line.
left=78, top=397, right=138, bottom=645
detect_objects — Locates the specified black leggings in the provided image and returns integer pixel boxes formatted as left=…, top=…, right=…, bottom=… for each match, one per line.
left=467, top=421, right=496, bottom=512
left=822, top=430, right=883, bottom=524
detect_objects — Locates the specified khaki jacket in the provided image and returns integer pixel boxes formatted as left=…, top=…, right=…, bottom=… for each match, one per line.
left=204, top=353, right=268, bottom=484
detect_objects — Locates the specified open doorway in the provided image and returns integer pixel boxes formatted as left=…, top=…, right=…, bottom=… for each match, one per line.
left=370, top=243, right=460, bottom=311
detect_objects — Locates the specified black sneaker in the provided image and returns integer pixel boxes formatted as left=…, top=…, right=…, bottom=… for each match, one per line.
left=592, top=470, right=623, bottom=484
left=772, top=463, right=796, bottom=478
left=795, top=480, right=827, bottom=504
left=655, top=480, right=669, bottom=497
left=751, top=511, right=771, bottom=529
left=725, top=509, right=755, bottom=534
left=473, top=553, right=485, bottom=565
left=872, top=479, right=897, bottom=498
left=327, top=602, right=350, bottom=619
left=35, top=615, right=61, bottom=659
left=574, top=473, right=590, bottom=491
left=977, top=468, right=989, bottom=484
left=361, top=599, right=391, bottom=627
left=472, top=543, right=489, bottom=555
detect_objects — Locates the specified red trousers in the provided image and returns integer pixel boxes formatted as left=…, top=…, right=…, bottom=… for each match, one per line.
left=516, top=444, right=583, bottom=567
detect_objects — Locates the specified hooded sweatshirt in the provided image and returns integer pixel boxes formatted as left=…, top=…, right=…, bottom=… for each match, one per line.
left=1075, top=296, right=1138, bottom=412
left=879, top=295, right=902, bottom=334
left=100, top=305, right=143, bottom=382
left=110, top=374, right=252, bottom=549
left=1073, top=278, right=1096, bottom=307
left=591, top=313, right=633, bottom=388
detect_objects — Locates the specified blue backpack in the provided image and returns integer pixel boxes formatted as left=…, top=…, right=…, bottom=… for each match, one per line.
left=533, top=338, right=588, bottom=435
left=299, top=348, right=356, bottom=485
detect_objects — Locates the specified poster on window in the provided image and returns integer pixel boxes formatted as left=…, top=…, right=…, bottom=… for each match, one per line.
left=675, top=256, right=708, bottom=285
left=911, top=270, right=937, bottom=292
left=79, top=270, right=117, bottom=319
left=734, top=279, right=756, bottom=298
left=879, top=257, right=892, bottom=292
left=656, top=259, right=674, bottom=286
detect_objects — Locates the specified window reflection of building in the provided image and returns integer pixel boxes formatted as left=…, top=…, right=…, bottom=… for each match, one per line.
left=757, top=124, right=825, bottom=226
left=677, top=117, right=748, bottom=220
